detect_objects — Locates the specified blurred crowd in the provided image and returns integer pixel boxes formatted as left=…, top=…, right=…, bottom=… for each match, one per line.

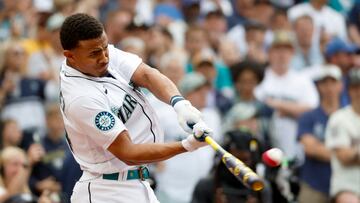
left=0, top=0, right=359, bottom=203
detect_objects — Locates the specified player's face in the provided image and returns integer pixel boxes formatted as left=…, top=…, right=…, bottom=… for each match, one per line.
left=66, top=32, right=109, bottom=77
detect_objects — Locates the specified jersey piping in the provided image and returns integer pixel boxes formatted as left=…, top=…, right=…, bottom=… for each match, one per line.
left=63, top=73, right=156, bottom=143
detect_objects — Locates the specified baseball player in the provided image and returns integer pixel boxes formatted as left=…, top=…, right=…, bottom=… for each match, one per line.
left=59, top=14, right=212, bottom=203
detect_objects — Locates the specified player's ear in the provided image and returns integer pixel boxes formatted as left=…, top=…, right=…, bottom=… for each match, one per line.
left=64, top=50, right=75, bottom=63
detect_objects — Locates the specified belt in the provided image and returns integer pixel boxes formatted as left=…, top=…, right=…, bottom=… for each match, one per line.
left=102, top=166, right=150, bottom=181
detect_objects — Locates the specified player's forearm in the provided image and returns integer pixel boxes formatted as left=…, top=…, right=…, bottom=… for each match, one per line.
left=112, top=142, right=187, bottom=165
left=108, top=131, right=187, bottom=165
left=132, top=63, right=180, bottom=104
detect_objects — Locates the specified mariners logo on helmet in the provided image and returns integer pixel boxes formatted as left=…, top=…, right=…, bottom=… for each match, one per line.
left=95, top=111, right=115, bottom=131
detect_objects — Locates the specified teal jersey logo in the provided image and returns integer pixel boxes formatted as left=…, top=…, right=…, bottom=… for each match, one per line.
left=95, top=111, right=115, bottom=131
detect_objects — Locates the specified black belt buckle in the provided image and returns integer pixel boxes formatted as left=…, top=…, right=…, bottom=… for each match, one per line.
left=138, top=166, right=146, bottom=181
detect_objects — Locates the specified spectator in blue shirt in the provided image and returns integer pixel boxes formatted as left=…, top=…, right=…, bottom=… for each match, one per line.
left=29, top=104, right=66, bottom=198
left=297, top=65, right=343, bottom=203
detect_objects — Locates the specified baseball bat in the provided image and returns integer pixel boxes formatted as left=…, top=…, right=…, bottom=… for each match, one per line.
left=204, top=136, right=264, bottom=191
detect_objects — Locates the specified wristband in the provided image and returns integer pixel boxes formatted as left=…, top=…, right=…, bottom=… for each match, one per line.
left=170, top=95, right=184, bottom=107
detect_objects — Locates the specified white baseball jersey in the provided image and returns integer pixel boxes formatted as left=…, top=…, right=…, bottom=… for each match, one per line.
left=59, top=45, right=164, bottom=175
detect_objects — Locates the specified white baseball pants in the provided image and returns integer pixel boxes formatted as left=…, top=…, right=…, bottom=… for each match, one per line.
left=71, top=178, right=160, bottom=203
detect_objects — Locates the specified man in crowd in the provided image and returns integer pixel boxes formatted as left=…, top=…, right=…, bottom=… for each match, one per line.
left=325, top=68, right=360, bottom=203
left=297, top=65, right=343, bottom=203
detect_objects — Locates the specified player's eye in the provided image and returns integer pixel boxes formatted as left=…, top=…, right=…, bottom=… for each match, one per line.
left=89, top=51, right=101, bottom=57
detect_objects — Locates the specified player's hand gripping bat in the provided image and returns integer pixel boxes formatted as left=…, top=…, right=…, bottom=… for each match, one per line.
left=191, top=122, right=264, bottom=191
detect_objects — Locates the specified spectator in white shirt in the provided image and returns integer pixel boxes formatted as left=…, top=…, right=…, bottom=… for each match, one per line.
left=255, top=31, right=319, bottom=161
left=288, top=0, right=347, bottom=41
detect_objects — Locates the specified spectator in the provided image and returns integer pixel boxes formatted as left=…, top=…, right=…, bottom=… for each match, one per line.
left=184, top=25, right=209, bottom=60
left=146, top=26, right=175, bottom=68
left=21, top=12, right=51, bottom=56
left=230, top=60, right=264, bottom=107
left=192, top=50, right=233, bottom=114
left=227, top=0, right=257, bottom=29
left=288, top=0, right=347, bottom=40
left=53, top=0, right=74, bottom=17
left=200, top=0, right=233, bottom=17
left=0, top=0, right=36, bottom=42
left=105, top=9, right=133, bottom=45
left=0, top=42, right=48, bottom=133
left=0, top=147, right=32, bottom=202
left=181, top=1, right=201, bottom=25
left=297, top=65, right=343, bottom=203
left=60, top=149, right=81, bottom=203
left=26, top=13, right=65, bottom=102
left=29, top=103, right=66, bottom=197
left=244, top=23, right=268, bottom=65
left=270, top=9, right=292, bottom=32
left=223, top=103, right=268, bottom=144
left=202, top=10, right=228, bottom=54
left=120, top=37, right=147, bottom=61
left=291, top=15, right=323, bottom=71
left=157, top=51, right=186, bottom=86
left=347, top=1, right=360, bottom=46
left=192, top=130, right=264, bottom=203
left=325, top=68, right=360, bottom=203
left=0, top=119, right=22, bottom=149
left=255, top=31, right=319, bottom=161
left=325, top=37, right=357, bottom=105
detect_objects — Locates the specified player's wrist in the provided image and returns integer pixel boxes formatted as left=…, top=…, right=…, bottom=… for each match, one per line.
left=170, top=95, right=185, bottom=107
left=181, top=135, right=206, bottom=152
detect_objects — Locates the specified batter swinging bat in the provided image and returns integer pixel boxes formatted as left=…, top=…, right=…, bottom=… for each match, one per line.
left=204, top=136, right=264, bottom=191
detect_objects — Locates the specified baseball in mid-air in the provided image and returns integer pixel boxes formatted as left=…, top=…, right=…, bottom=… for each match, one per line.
left=262, top=148, right=283, bottom=167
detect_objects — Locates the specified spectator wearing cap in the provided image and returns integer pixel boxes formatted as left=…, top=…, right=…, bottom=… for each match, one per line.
left=255, top=31, right=319, bottom=162
left=291, top=15, right=323, bottom=71
left=192, top=129, right=264, bottom=203
left=223, top=103, right=269, bottom=145
left=288, top=0, right=347, bottom=41
left=155, top=73, right=221, bottom=203
left=297, top=65, right=343, bottom=203
left=191, top=49, right=233, bottom=114
left=325, top=68, right=360, bottom=203
left=325, top=37, right=357, bottom=105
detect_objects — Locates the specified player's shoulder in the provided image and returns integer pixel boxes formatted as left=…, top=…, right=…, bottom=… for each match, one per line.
left=108, top=44, right=128, bottom=61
